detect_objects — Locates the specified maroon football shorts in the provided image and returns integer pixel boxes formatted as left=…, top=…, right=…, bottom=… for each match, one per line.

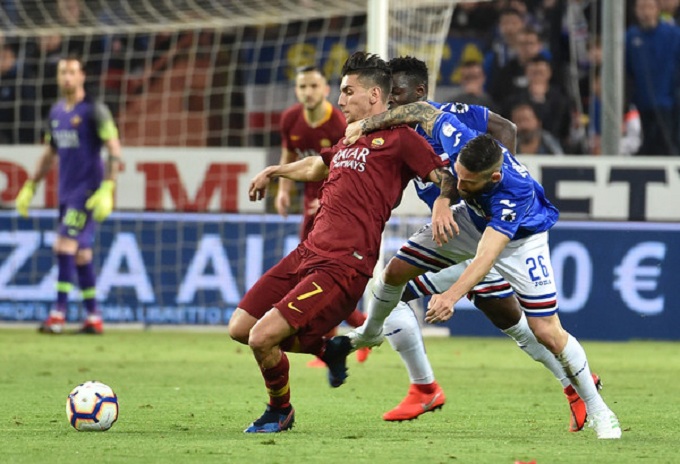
left=238, top=244, right=369, bottom=351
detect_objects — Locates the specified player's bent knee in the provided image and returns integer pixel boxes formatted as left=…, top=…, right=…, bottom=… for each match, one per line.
left=75, top=249, right=93, bottom=265
left=383, top=258, right=422, bottom=286
left=475, top=296, right=522, bottom=330
left=527, top=316, right=566, bottom=353
left=228, top=308, right=255, bottom=344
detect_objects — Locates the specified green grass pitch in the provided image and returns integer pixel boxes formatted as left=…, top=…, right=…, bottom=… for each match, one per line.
left=0, top=328, right=678, bottom=464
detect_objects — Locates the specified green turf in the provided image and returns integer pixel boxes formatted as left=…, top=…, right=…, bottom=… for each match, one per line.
left=0, top=329, right=677, bottom=464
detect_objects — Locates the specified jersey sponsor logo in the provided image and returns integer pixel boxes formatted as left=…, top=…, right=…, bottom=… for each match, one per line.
left=287, top=281, right=324, bottom=313
left=450, top=102, right=470, bottom=114
left=371, top=137, right=384, bottom=147
left=332, top=146, right=369, bottom=172
left=499, top=199, right=517, bottom=222
left=70, top=115, right=82, bottom=127
left=52, top=129, right=80, bottom=149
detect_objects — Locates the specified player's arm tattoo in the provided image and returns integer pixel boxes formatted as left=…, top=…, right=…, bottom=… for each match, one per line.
left=430, top=167, right=460, bottom=203
left=362, top=102, right=441, bottom=136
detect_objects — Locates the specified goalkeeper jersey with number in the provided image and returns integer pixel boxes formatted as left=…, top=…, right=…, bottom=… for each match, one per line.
left=46, top=97, right=118, bottom=205
left=413, top=101, right=488, bottom=210
left=432, top=113, right=559, bottom=241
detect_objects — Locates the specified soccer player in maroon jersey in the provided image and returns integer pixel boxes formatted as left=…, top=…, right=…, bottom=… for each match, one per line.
left=277, top=65, right=370, bottom=367
left=15, top=56, right=121, bottom=335
left=228, top=51, right=457, bottom=433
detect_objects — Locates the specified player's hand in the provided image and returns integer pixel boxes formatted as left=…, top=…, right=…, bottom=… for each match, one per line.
left=85, top=180, right=115, bottom=222
left=425, top=291, right=459, bottom=324
left=431, top=197, right=459, bottom=246
left=275, top=190, right=290, bottom=217
left=249, top=167, right=276, bottom=201
left=15, top=180, right=36, bottom=217
left=343, top=120, right=364, bottom=145
left=306, top=198, right=320, bottom=216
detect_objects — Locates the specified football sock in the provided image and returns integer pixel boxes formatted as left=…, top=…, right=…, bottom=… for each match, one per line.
left=503, top=312, right=570, bottom=387
left=556, top=334, right=607, bottom=414
left=56, top=253, right=75, bottom=313
left=384, top=301, right=435, bottom=384
left=261, top=352, right=291, bottom=409
left=413, top=382, right=438, bottom=394
left=362, top=276, right=405, bottom=337
left=77, top=262, right=98, bottom=315
left=344, top=308, right=366, bottom=328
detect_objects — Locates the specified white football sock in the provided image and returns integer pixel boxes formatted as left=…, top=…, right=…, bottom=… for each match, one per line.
left=384, top=301, right=435, bottom=385
left=503, top=312, right=570, bottom=388
left=361, top=276, right=405, bottom=337
left=556, top=334, right=608, bottom=414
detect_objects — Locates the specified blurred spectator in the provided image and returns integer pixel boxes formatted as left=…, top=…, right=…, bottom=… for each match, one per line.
left=449, top=1, right=500, bottom=41
left=489, top=26, right=548, bottom=103
left=483, top=8, right=526, bottom=96
left=0, top=42, right=36, bottom=143
left=659, top=0, right=680, bottom=23
left=511, top=102, right=564, bottom=155
left=446, top=60, right=498, bottom=111
left=626, top=0, right=680, bottom=155
left=504, top=55, right=571, bottom=147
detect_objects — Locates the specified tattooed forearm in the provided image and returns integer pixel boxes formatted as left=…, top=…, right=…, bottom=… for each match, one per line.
left=362, top=102, right=442, bottom=136
left=434, top=168, right=459, bottom=203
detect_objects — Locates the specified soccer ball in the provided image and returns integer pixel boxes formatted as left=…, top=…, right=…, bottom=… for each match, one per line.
left=66, top=381, right=119, bottom=431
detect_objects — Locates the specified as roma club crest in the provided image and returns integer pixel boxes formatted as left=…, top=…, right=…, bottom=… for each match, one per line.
left=371, top=137, right=384, bottom=147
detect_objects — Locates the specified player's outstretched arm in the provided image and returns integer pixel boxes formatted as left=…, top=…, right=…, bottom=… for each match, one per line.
left=487, top=111, right=517, bottom=155
left=16, top=145, right=57, bottom=217
left=249, top=156, right=329, bottom=202
left=425, top=227, right=510, bottom=324
left=344, top=101, right=443, bottom=144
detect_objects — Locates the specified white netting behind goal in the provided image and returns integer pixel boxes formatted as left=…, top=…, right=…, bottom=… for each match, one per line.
left=0, top=0, right=468, bottom=147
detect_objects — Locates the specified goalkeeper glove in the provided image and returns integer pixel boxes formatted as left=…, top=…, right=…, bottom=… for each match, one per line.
left=16, top=180, right=36, bottom=217
left=86, top=180, right=116, bottom=222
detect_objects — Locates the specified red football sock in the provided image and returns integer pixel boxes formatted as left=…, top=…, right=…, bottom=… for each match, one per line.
left=261, top=352, right=291, bottom=409
left=413, top=382, right=437, bottom=394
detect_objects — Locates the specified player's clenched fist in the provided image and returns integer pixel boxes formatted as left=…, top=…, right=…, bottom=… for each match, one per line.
left=85, top=180, right=115, bottom=222
left=15, top=180, right=36, bottom=217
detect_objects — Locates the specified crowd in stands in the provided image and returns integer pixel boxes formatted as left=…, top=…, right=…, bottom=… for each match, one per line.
left=1, top=0, right=680, bottom=155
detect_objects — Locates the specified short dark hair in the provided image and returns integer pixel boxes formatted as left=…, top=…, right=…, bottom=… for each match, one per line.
left=458, top=134, right=503, bottom=173
left=388, top=56, right=429, bottom=90
left=296, top=65, right=321, bottom=74
left=341, top=51, right=392, bottom=99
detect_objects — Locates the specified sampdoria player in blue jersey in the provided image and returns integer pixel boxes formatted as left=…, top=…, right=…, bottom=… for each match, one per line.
left=15, top=56, right=122, bottom=335
left=336, top=98, right=621, bottom=439
left=348, top=56, right=600, bottom=432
